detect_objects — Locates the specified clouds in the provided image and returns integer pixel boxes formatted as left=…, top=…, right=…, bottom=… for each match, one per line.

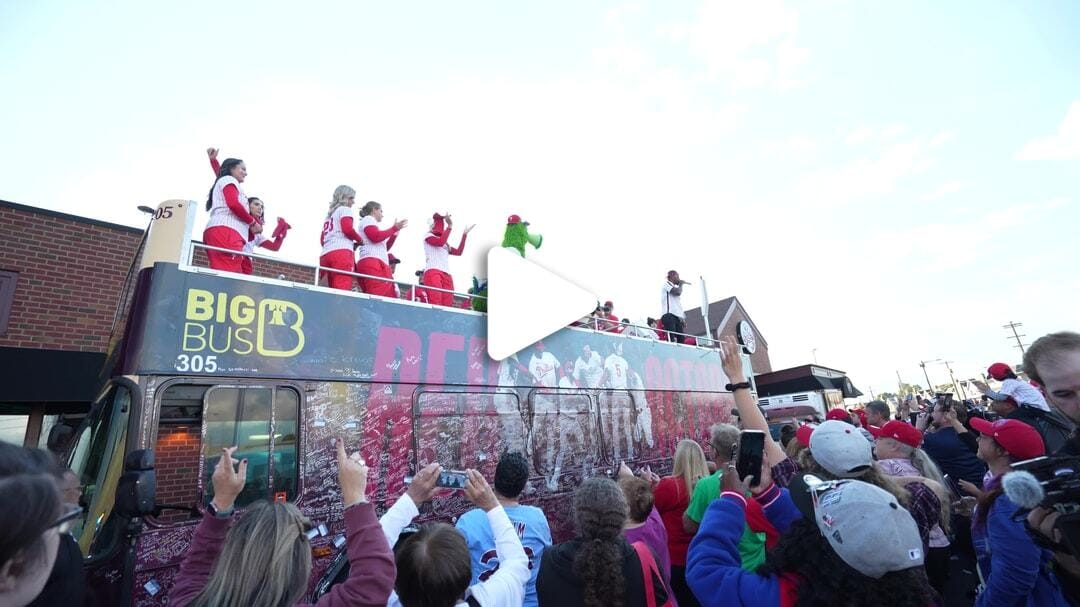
left=1016, top=101, right=1080, bottom=161
left=920, top=180, right=966, bottom=202
left=661, top=0, right=808, bottom=89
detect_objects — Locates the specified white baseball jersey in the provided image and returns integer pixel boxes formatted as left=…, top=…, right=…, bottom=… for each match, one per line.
left=356, top=216, right=391, bottom=263
left=497, top=355, right=520, bottom=387
left=207, top=176, right=250, bottom=236
left=243, top=233, right=267, bottom=255
left=529, top=352, right=560, bottom=388
left=999, top=378, right=1050, bottom=411
left=661, top=281, right=685, bottom=319
left=321, top=206, right=357, bottom=255
left=628, top=372, right=648, bottom=410
left=573, top=351, right=605, bottom=388
left=424, top=233, right=451, bottom=271
left=604, top=354, right=629, bottom=389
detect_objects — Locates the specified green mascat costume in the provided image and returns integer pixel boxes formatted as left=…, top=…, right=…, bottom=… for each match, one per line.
left=501, top=214, right=541, bottom=257
left=470, top=277, right=488, bottom=312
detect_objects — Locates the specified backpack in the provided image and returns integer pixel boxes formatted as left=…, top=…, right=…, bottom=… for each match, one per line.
left=631, top=542, right=674, bottom=607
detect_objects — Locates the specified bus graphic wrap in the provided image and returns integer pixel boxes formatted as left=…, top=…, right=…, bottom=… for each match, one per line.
left=128, top=263, right=732, bottom=391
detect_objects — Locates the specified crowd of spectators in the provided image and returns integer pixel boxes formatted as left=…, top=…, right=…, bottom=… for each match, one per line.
left=4, top=332, right=1078, bottom=606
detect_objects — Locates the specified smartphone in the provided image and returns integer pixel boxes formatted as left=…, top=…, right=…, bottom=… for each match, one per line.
left=942, top=474, right=962, bottom=500
left=736, top=430, right=765, bottom=486
left=436, top=470, right=468, bottom=489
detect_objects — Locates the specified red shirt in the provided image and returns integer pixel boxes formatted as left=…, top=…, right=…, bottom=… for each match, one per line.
left=653, top=476, right=696, bottom=566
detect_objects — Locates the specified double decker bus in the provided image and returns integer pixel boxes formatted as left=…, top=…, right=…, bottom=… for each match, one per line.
left=64, top=200, right=740, bottom=605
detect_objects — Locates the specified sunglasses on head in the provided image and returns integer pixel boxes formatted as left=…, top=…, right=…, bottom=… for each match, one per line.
left=49, top=505, right=83, bottom=534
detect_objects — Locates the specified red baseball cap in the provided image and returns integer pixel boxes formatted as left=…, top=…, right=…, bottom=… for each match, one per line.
left=507, top=214, right=523, bottom=224
left=869, top=420, right=923, bottom=448
left=826, top=408, right=852, bottom=422
left=969, top=418, right=1046, bottom=460
left=796, top=423, right=817, bottom=447
left=987, top=362, right=1012, bottom=381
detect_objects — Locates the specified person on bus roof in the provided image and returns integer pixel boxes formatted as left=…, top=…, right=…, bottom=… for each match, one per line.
left=355, top=201, right=407, bottom=297
left=422, top=213, right=474, bottom=307
left=320, top=186, right=362, bottom=291
left=206, top=148, right=290, bottom=275
left=203, top=149, right=261, bottom=273
left=169, top=441, right=395, bottom=607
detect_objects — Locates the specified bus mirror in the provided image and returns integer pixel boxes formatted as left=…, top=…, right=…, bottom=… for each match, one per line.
left=46, top=424, right=75, bottom=454
left=116, top=449, right=156, bottom=518
left=124, top=449, right=155, bottom=471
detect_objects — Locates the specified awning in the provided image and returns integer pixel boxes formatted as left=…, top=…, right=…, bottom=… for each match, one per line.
left=0, top=347, right=105, bottom=408
left=755, top=364, right=864, bottom=399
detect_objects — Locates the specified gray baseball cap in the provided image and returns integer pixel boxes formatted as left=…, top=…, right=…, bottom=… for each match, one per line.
left=808, top=420, right=873, bottom=478
left=813, top=480, right=925, bottom=579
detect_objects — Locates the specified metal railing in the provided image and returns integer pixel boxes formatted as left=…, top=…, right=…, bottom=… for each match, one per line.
left=189, top=242, right=718, bottom=347
left=191, top=241, right=485, bottom=304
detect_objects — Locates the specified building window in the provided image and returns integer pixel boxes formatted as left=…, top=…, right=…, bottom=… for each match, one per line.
left=0, top=271, right=17, bottom=335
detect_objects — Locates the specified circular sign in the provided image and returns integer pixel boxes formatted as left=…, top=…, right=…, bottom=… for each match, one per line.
left=737, top=320, right=757, bottom=354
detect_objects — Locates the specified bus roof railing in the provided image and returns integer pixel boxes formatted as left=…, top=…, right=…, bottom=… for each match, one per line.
left=188, top=241, right=721, bottom=348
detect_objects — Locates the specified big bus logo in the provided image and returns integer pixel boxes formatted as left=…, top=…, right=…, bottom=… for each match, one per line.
left=182, top=289, right=305, bottom=357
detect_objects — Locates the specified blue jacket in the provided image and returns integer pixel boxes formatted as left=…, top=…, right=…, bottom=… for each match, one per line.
left=685, top=486, right=801, bottom=607
left=971, top=492, right=1070, bottom=607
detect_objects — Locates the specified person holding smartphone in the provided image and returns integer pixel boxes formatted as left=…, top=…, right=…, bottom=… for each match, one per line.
left=682, top=423, right=778, bottom=572
left=381, top=464, right=530, bottom=607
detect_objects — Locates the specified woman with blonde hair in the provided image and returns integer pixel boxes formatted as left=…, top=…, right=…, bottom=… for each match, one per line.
left=169, top=440, right=395, bottom=607
left=654, top=439, right=709, bottom=606
left=319, top=186, right=363, bottom=290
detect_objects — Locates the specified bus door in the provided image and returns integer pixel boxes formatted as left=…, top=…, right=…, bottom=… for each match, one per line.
left=126, top=380, right=302, bottom=606
left=66, top=381, right=133, bottom=607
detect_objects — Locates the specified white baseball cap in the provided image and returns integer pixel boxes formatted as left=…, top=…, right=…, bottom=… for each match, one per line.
left=808, top=420, right=873, bottom=478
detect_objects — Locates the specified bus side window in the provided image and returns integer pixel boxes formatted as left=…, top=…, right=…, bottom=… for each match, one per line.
left=202, top=386, right=300, bottom=508
left=152, top=384, right=300, bottom=521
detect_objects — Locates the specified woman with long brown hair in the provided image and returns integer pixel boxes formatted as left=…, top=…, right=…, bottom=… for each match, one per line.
left=204, top=149, right=261, bottom=273
left=536, top=477, right=669, bottom=607
left=169, top=440, right=395, bottom=607
left=655, top=439, right=709, bottom=606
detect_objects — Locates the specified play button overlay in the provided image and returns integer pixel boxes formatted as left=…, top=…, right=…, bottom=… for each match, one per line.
left=486, top=247, right=598, bottom=361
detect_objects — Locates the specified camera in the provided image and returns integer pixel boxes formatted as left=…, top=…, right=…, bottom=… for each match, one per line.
left=1010, top=455, right=1080, bottom=557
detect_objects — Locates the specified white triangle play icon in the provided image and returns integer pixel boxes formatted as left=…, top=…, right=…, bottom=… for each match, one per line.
left=486, top=247, right=598, bottom=361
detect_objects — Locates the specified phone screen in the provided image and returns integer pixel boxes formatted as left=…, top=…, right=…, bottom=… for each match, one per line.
left=736, top=430, right=765, bottom=486
left=436, top=470, right=468, bottom=489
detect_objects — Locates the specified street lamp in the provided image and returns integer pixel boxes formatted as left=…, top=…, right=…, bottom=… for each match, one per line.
left=919, top=359, right=942, bottom=392
left=812, top=348, right=818, bottom=364
left=137, top=205, right=155, bottom=216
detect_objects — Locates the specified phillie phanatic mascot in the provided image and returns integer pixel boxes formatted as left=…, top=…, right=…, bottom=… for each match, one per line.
left=421, top=212, right=473, bottom=306
left=501, top=214, right=542, bottom=257
left=469, top=277, right=488, bottom=313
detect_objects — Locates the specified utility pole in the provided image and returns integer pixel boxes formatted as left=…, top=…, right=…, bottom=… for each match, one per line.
left=896, top=370, right=905, bottom=395
left=919, top=359, right=942, bottom=393
left=1003, top=321, right=1028, bottom=357
left=942, top=361, right=965, bottom=400
left=812, top=348, right=818, bottom=364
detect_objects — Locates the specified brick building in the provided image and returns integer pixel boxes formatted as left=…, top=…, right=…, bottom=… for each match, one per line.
left=0, top=200, right=145, bottom=445
left=682, top=296, right=772, bottom=374
left=0, top=199, right=452, bottom=446
left=0, top=200, right=323, bottom=446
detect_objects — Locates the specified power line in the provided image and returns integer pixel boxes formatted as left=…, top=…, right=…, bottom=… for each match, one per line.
left=1003, top=321, right=1028, bottom=357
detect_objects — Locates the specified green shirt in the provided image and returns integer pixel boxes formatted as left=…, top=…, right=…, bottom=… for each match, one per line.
left=685, top=470, right=767, bottom=571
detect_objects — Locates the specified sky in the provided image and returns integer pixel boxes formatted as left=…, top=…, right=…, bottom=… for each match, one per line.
left=1, top=0, right=1078, bottom=399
